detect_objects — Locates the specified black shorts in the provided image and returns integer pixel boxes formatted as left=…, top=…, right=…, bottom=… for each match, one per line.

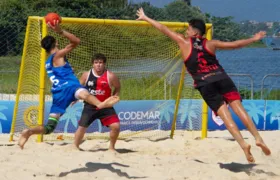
left=78, top=105, right=119, bottom=128
left=197, top=78, right=241, bottom=113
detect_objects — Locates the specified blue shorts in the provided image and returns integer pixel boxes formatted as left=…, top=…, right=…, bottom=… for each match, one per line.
left=50, top=84, right=85, bottom=115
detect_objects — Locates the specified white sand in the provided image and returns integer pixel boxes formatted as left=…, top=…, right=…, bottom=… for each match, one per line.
left=0, top=131, right=279, bottom=180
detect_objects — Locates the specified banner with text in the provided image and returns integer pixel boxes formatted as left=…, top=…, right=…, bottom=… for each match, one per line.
left=0, top=100, right=279, bottom=133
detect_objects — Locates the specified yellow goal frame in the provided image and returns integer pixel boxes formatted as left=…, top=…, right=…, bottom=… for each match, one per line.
left=10, top=16, right=212, bottom=142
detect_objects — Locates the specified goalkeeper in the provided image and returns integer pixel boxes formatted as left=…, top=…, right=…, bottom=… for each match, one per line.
left=73, top=53, right=120, bottom=152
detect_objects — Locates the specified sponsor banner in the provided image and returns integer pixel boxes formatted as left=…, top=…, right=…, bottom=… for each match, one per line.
left=45, top=99, right=202, bottom=133
left=0, top=101, right=14, bottom=133
left=265, top=100, right=280, bottom=130
left=0, top=100, right=279, bottom=134
left=115, top=100, right=174, bottom=132
left=208, top=100, right=266, bottom=130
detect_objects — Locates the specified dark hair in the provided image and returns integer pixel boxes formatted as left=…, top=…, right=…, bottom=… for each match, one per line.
left=41, top=35, right=56, bottom=53
left=92, top=53, right=107, bottom=63
left=189, top=19, right=206, bottom=36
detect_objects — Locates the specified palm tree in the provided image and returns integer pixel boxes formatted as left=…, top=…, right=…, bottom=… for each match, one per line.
left=266, top=101, right=280, bottom=129
left=178, top=100, right=200, bottom=130
left=60, top=104, right=83, bottom=133
left=0, top=105, right=8, bottom=133
left=243, top=102, right=264, bottom=127
left=158, top=101, right=174, bottom=129
left=96, top=119, right=102, bottom=133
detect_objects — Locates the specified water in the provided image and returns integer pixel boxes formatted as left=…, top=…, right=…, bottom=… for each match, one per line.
left=217, top=48, right=280, bottom=90
left=111, top=48, right=280, bottom=91
left=262, top=37, right=280, bottom=49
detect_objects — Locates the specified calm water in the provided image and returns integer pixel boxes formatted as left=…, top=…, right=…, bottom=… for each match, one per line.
left=217, top=48, right=280, bottom=90
left=112, top=48, right=280, bottom=91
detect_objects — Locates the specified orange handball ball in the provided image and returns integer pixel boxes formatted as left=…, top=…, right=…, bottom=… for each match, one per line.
left=45, top=12, right=61, bottom=26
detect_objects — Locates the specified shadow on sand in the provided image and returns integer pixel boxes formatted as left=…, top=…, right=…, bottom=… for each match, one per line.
left=218, top=162, right=277, bottom=176
left=59, top=162, right=147, bottom=179
left=88, top=148, right=137, bottom=154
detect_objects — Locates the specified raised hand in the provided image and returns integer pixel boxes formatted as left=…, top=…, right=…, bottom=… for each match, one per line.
left=253, top=31, right=266, bottom=40
left=136, top=7, right=147, bottom=21
left=47, top=20, right=62, bottom=34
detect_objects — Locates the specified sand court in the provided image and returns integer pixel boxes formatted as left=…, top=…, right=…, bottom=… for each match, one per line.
left=0, top=131, right=279, bottom=180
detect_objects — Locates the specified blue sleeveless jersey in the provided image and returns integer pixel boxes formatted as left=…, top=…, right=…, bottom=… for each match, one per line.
left=45, top=54, right=80, bottom=93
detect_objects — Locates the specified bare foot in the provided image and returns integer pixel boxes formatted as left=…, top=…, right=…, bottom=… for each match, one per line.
left=108, top=148, right=119, bottom=156
left=64, top=144, right=84, bottom=152
left=18, top=129, right=31, bottom=149
left=97, top=96, right=120, bottom=109
left=256, top=141, right=271, bottom=156
left=242, top=144, right=255, bottom=163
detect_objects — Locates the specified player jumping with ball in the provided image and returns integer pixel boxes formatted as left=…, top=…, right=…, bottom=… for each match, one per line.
left=18, top=15, right=119, bottom=149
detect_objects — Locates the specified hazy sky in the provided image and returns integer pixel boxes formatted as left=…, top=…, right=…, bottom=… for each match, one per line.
left=129, top=0, right=280, bottom=22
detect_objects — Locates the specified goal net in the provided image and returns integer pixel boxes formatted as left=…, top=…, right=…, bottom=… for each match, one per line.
left=10, top=16, right=212, bottom=142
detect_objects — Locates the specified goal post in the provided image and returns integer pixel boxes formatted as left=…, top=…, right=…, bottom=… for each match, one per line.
left=170, top=25, right=212, bottom=139
left=10, top=16, right=212, bottom=142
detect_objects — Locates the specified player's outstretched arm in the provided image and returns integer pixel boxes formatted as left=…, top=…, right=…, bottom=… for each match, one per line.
left=48, top=20, right=80, bottom=59
left=136, top=8, right=184, bottom=45
left=210, top=31, right=266, bottom=50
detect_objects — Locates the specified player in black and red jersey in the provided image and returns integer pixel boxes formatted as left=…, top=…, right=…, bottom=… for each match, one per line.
left=74, top=53, right=121, bottom=152
left=136, top=8, right=270, bottom=163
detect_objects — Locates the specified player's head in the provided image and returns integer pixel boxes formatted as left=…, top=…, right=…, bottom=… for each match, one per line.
left=187, top=19, right=206, bottom=37
left=41, top=35, right=57, bottom=53
left=92, top=53, right=107, bottom=73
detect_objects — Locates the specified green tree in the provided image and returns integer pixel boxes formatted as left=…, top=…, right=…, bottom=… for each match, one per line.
left=210, top=16, right=243, bottom=41
left=240, top=21, right=271, bottom=36
left=183, top=0, right=191, bottom=6
left=0, top=0, right=29, bottom=55
left=164, top=0, right=205, bottom=22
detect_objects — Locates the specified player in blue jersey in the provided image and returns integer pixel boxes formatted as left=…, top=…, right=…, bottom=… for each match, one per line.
left=18, top=20, right=119, bottom=149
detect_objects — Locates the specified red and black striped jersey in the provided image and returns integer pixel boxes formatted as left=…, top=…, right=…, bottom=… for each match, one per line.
left=85, top=69, right=112, bottom=102
left=184, top=37, right=229, bottom=88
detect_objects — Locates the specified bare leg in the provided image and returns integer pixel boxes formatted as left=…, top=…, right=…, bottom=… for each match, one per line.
left=108, top=122, right=120, bottom=151
left=19, top=114, right=60, bottom=149
left=18, top=126, right=45, bottom=149
left=98, top=96, right=120, bottom=109
left=74, top=126, right=87, bottom=149
left=89, top=96, right=119, bottom=109
left=217, top=103, right=255, bottom=163
left=229, top=100, right=271, bottom=155
left=78, top=90, right=119, bottom=109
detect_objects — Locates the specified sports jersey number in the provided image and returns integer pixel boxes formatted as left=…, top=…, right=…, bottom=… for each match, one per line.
left=197, top=52, right=208, bottom=68
left=50, top=76, right=59, bottom=85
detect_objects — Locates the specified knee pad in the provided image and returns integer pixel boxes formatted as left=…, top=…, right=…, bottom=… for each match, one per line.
left=44, top=117, right=58, bottom=134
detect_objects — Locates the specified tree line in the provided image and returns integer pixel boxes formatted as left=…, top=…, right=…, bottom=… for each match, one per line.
left=0, top=0, right=269, bottom=56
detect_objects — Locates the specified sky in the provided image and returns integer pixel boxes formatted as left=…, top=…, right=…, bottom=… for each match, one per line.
left=129, top=0, right=280, bottom=22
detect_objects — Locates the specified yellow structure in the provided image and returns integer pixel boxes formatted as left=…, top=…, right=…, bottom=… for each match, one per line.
left=10, top=16, right=212, bottom=142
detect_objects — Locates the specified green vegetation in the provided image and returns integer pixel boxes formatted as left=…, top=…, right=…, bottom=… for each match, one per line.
left=0, top=0, right=269, bottom=56
left=0, top=56, right=21, bottom=70
left=0, top=56, right=20, bottom=93
left=0, top=0, right=277, bottom=99
left=238, top=89, right=280, bottom=100
left=247, top=41, right=267, bottom=48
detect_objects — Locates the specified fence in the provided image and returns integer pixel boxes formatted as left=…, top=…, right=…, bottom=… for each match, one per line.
left=0, top=70, right=279, bottom=100
left=261, top=74, right=280, bottom=100
left=168, top=72, right=254, bottom=100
